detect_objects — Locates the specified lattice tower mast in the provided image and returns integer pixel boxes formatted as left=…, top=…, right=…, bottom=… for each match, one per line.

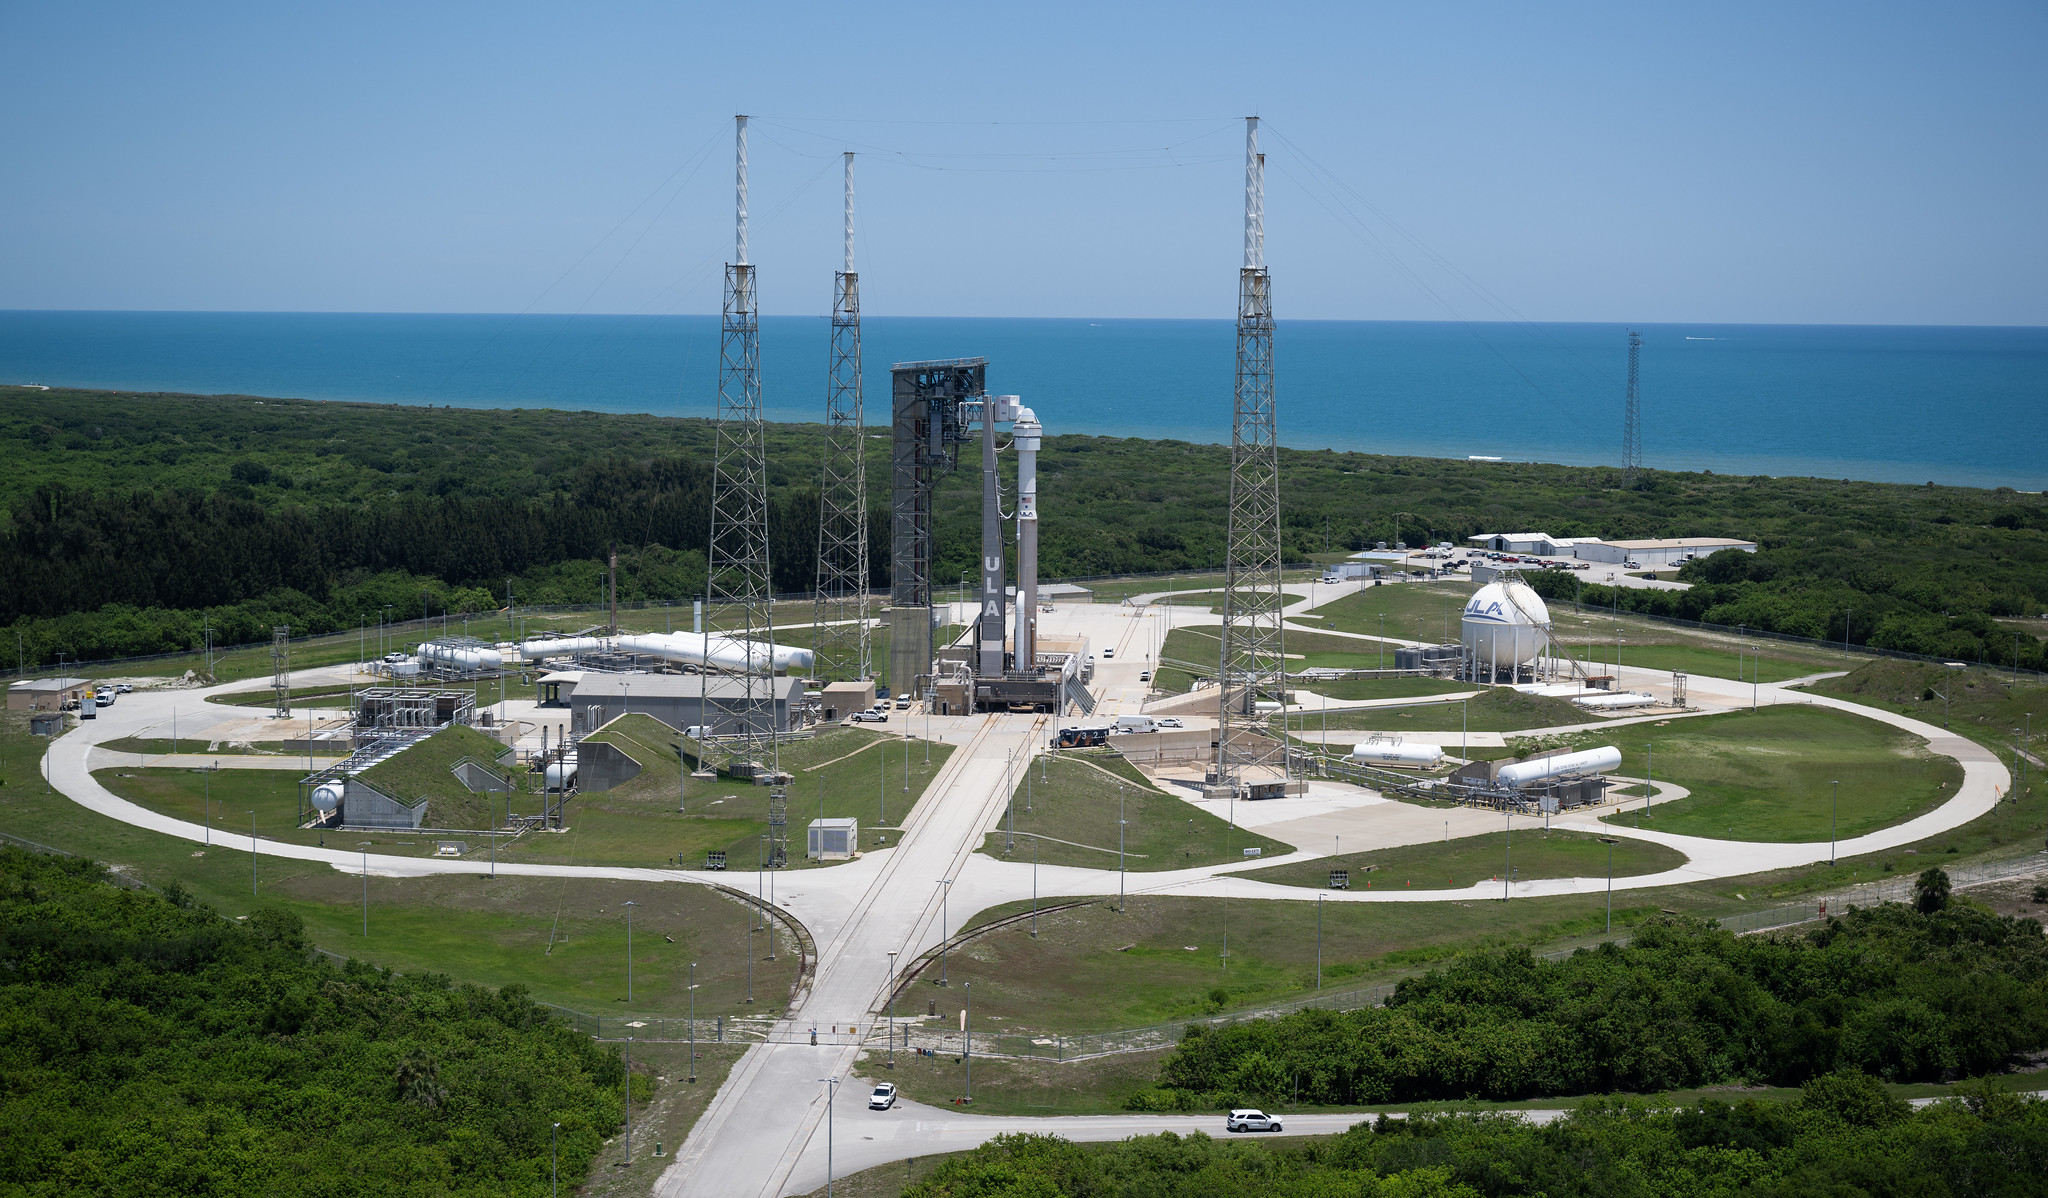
left=1215, top=117, right=1289, bottom=797
left=813, top=152, right=870, bottom=681
left=271, top=626, right=291, bottom=718
left=1621, top=329, right=1642, bottom=489
left=707, top=115, right=783, bottom=861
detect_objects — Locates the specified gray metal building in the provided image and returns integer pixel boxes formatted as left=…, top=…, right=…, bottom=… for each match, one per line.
left=567, top=673, right=803, bottom=735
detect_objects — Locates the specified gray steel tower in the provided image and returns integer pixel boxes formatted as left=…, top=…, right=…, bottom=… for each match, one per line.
left=813, top=152, right=870, bottom=681
left=1214, top=118, right=1289, bottom=800
left=707, top=115, right=783, bottom=858
left=1621, top=329, right=1642, bottom=489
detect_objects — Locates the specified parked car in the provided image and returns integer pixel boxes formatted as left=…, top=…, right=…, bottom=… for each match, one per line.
left=869, top=1082, right=897, bottom=1110
left=1138, top=671, right=1152, bottom=683
left=894, top=694, right=912, bottom=710
left=115, top=683, right=133, bottom=693
left=850, top=710, right=888, bottom=723
left=1226, top=1108, right=1283, bottom=1133
left=1102, top=648, right=1115, bottom=659
left=1154, top=717, right=1184, bottom=728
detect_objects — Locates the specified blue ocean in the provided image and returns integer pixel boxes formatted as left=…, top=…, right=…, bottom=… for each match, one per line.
left=2, top=311, right=2041, bottom=490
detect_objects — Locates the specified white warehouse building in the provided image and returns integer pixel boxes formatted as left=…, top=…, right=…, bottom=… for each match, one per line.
left=1573, top=538, right=1758, bottom=568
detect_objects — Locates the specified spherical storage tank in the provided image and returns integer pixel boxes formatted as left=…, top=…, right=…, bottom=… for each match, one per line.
left=1462, top=580, right=1550, bottom=670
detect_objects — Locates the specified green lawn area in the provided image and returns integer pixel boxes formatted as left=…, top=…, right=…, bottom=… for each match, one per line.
left=857, top=1047, right=1172, bottom=1118
left=1083, top=571, right=1318, bottom=606
left=1293, top=582, right=1475, bottom=643
left=1599, top=705, right=1962, bottom=842
left=1153, top=590, right=1307, bottom=610
left=1240, top=829, right=1687, bottom=891
left=356, top=724, right=512, bottom=829
left=1304, top=677, right=1475, bottom=703
left=1803, top=659, right=2047, bottom=768
left=500, top=719, right=954, bottom=871
left=1296, top=688, right=1592, bottom=735
left=1155, top=625, right=1408, bottom=694
left=98, top=736, right=276, bottom=757
left=906, top=890, right=1708, bottom=1036
left=976, top=752, right=1291, bottom=871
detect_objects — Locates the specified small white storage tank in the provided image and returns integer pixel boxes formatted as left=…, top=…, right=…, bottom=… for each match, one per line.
left=1349, top=740, right=1445, bottom=768
left=543, top=763, right=576, bottom=791
left=1462, top=580, right=1550, bottom=672
left=1496, top=746, right=1622, bottom=787
left=311, top=783, right=343, bottom=814
left=1574, top=691, right=1657, bottom=711
left=420, top=641, right=505, bottom=672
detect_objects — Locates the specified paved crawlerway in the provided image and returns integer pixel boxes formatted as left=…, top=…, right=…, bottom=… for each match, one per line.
left=36, top=587, right=2011, bottom=1197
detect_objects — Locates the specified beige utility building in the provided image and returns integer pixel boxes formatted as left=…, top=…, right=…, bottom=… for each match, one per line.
left=7, top=677, right=91, bottom=711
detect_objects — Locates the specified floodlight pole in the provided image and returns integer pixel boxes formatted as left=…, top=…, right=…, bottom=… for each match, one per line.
left=249, top=810, right=257, bottom=896
left=361, top=842, right=372, bottom=935
left=204, top=764, right=213, bottom=845
left=886, top=951, right=898, bottom=1068
left=1316, top=892, right=1324, bottom=989
left=551, top=1122, right=560, bottom=1198
left=1600, top=838, right=1617, bottom=932
left=937, top=879, right=952, bottom=985
left=1829, top=780, right=1839, bottom=864
left=688, top=961, right=697, bottom=1082
left=819, top=1076, right=840, bottom=1196
left=963, top=981, right=972, bottom=1102
left=1118, top=784, right=1127, bottom=913
left=1502, top=808, right=1511, bottom=902
left=1031, top=836, right=1039, bottom=937
left=624, top=901, right=638, bottom=1002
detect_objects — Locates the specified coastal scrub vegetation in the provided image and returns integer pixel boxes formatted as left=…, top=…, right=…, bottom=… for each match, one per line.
left=1127, top=892, right=2048, bottom=1109
left=0, top=846, right=623, bottom=1196
left=899, top=1087, right=2048, bottom=1198
left=3, top=387, right=2042, bottom=670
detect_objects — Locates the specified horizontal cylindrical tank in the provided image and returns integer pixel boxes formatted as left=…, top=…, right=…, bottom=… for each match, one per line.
left=1349, top=741, right=1445, bottom=768
left=520, top=632, right=815, bottom=675
left=1574, top=691, right=1657, bottom=710
left=1462, top=580, right=1550, bottom=668
left=543, top=763, right=576, bottom=790
left=1496, top=745, right=1623, bottom=787
left=420, top=640, right=505, bottom=671
left=311, top=783, right=343, bottom=813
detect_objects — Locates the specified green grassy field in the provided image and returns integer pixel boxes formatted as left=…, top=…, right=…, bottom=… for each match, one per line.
left=1293, top=583, right=1474, bottom=643
left=902, top=890, right=1702, bottom=1035
left=97, top=736, right=275, bottom=757
left=1240, top=828, right=1687, bottom=891
left=1155, top=625, right=1408, bottom=694
left=1304, top=677, right=1475, bottom=703
left=356, top=724, right=511, bottom=828
left=1805, top=659, right=2046, bottom=769
left=1599, top=705, right=1962, bottom=842
left=976, top=752, right=1292, bottom=871
left=500, top=719, right=954, bottom=871
left=1153, top=590, right=1308, bottom=610
left=855, top=1047, right=1172, bottom=1117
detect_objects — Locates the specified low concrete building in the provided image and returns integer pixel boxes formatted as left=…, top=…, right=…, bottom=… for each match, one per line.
left=8, top=676, right=91, bottom=711
left=1575, top=537, right=1757, bottom=568
left=819, top=680, right=878, bottom=722
left=568, top=672, right=803, bottom=735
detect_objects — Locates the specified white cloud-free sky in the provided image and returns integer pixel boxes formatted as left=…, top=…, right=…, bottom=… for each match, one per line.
left=2, top=1, right=2042, bottom=324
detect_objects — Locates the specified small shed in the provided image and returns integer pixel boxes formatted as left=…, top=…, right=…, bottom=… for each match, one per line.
left=30, top=712, right=66, bottom=737
left=807, top=816, right=859, bottom=861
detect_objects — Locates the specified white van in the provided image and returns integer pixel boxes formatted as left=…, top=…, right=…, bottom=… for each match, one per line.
left=1114, top=714, right=1159, bottom=733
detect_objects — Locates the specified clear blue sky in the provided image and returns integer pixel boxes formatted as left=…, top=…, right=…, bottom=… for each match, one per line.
left=2, top=1, right=2042, bottom=324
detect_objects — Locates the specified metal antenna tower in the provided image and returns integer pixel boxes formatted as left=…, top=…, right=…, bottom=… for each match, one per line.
left=813, top=151, right=870, bottom=681
left=270, top=626, right=291, bottom=718
left=1621, top=329, right=1642, bottom=489
left=1214, top=118, right=1288, bottom=799
left=708, top=115, right=784, bottom=861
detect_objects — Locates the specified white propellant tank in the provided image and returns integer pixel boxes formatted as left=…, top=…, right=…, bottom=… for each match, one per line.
left=1462, top=579, right=1550, bottom=679
left=517, top=632, right=814, bottom=675
left=1495, top=745, right=1623, bottom=787
left=1349, top=739, right=1446, bottom=768
left=420, top=640, right=506, bottom=672
left=311, top=783, right=343, bottom=814
left=542, top=763, right=576, bottom=791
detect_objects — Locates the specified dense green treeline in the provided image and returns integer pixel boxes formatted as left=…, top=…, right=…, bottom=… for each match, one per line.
left=1523, top=553, right=2047, bottom=672
left=1130, top=891, right=2048, bottom=1110
left=0, top=847, right=622, bottom=1196
left=5, top=387, right=2044, bottom=670
left=906, top=1082, right=2048, bottom=1197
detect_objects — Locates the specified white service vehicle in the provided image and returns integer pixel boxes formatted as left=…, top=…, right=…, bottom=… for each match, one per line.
left=868, top=1082, right=897, bottom=1110
left=1226, top=1109, right=1283, bottom=1133
left=1114, top=714, right=1159, bottom=733
left=1153, top=717, right=1184, bottom=728
left=849, top=710, right=888, bottom=723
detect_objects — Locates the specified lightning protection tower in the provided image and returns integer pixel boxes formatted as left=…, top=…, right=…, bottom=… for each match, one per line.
left=1621, top=329, right=1642, bottom=489
left=1214, top=118, right=1289, bottom=800
left=707, top=114, right=784, bottom=860
left=813, top=152, right=870, bottom=681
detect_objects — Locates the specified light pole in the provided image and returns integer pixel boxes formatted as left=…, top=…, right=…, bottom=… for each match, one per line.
left=688, top=961, right=698, bottom=1083
left=1829, top=780, right=1839, bottom=864
left=1031, top=836, right=1039, bottom=937
left=818, top=1076, right=840, bottom=1197
left=1600, top=837, right=1618, bottom=932
left=886, top=951, right=898, bottom=1068
left=551, top=1122, right=560, bottom=1198
left=746, top=897, right=755, bottom=1003
left=963, top=981, right=972, bottom=1102
left=204, top=761, right=214, bottom=845
left=624, top=901, right=638, bottom=1002
left=1315, top=892, right=1324, bottom=989
left=1501, top=808, right=1511, bottom=902
left=936, top=879, right=952, bottom=985
left=249, top=810, right=257, bottom=896
left=360, top=842, right=372, bottom=936
left=1118, top=784, right=1127, bottom=913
